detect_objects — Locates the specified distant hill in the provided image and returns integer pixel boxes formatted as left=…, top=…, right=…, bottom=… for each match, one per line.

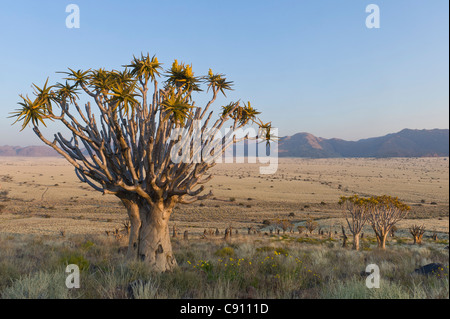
left=1, top=128, right=448, bottom=158
left=0, top=145, right=59, bottom=157
left=278, top=129, right=449, bottom=158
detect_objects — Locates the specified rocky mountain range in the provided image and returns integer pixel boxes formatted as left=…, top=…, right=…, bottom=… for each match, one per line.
left=0, top=129, right=448, bottom=158
left=0, top=145, right=59, bottom=157
left=278, top=129, right=449, bottom=158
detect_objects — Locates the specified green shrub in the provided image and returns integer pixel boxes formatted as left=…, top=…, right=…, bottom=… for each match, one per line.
left=296, top=237, right=321, bottom=245
left=214, top=247, right=235, bottom=258
left=396, top=238, right=408, bottom=245
left=59, top=252, right=90, bottom=271
left=1, top=271, right=69, bottom=299
left=0, top=262, right=22, bottom=291
left=80, top=240, right=95, bottom=251
left=256, top=246, right=273, bottom=253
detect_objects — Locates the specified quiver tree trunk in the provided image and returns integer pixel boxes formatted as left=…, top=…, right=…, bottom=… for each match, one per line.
left=412, top=234, right=423, bottom=245
left=352, top=233, right=361, bottom=250
left=121, top=197, right=177, bottom=272
left=173, top=224, right=178, bottom=238
left=341, top=226, right=348, bottom=248
left=138, top=207, right=176, bottom=271
left=121, top=198, right=141, bottom=260
left=371, top=224, right=388, bottom=249
left=380, top=233, right=389, bottom=249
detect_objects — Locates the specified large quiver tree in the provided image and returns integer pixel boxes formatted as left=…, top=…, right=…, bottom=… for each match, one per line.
left=11, top=54, right=274, bottom=271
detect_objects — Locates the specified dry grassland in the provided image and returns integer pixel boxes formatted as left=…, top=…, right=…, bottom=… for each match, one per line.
left=0, top=157, right=448, bottom=239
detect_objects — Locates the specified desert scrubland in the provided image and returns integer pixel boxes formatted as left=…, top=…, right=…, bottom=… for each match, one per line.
left=0, top=156, right=448, bottom=299
left=0, top=156, right=448, bottom=237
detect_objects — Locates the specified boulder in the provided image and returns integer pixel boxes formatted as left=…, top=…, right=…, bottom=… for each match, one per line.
left=413, top=263, right=448, bottom=277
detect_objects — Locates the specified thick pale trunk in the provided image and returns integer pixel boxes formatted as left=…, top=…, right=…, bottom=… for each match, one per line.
left=413, top=235, right=423, bottom=245
left=372, top=225, right=388, bottom=250
left=137, top=206, right=177, bottom=272
left=378, top=233, right=388, bottom=249
left=121, top=199, right=141, bottom=260
left=121, top=198, right=177, bottom=272
left=352, top=233, right=361, bottom=250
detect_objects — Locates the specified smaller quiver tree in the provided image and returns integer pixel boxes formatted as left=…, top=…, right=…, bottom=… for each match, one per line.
left=305, top=218, right=318, bottom=235
left=277, top=219, right=293, bottom=234
left=409, top=224, right=426, bottom=245
left=368, top=195, right=410, bottom=249
left=339, top=195, right=374, bottom=250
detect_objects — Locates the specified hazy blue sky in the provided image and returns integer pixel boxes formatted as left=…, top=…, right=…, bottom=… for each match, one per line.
left=0, top=0, right=448, bottom=146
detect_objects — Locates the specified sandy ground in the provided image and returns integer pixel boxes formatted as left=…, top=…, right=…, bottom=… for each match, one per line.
left=0, top=157, right=448, bottom=238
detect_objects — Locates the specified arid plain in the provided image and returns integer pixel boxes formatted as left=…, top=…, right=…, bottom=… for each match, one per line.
left=0, top=156, right=448, bottom=240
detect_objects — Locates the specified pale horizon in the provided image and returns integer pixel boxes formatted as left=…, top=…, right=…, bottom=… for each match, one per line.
left=1, top=126, right=448, bottom=148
